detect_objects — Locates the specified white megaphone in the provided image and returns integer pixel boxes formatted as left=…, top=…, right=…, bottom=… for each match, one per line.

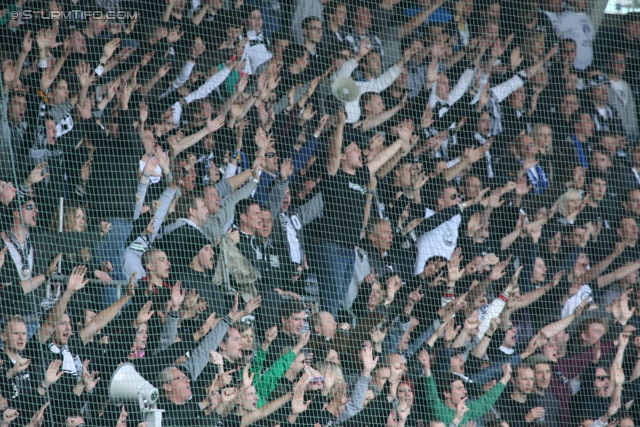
left=331, top=77, right=360, bottom=103
left=109, top=363, right=164, bottom=427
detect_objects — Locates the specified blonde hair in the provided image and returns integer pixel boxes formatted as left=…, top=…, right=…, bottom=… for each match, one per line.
left=316, top=362, right=345, bottom=399
left=558, top=189, right=582, bottom=216
left=50, top=204, right=86, bottom=233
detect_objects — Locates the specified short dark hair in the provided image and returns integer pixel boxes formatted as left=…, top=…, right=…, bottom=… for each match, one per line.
left=236, top=198, right=260, bottom=217
left=571, top=110, right=590, bottom=126
left=176, top=191, right=205, bottom=219
left=278, top=300, right=306, bottom=321
left=400, top=36, right=420, bottom=56
left=585, top=170, right=607, bottom=187
left=271, top=31, right=290, bottom=42
left=435, top=372, right=464, bottom=399
left=579, top=317, right=606, bottom=336
left=283, top=42, right=308, bottom=68
left=323, top=0, right=345, bottom=19
left=302, top=16, right=321, bottom=30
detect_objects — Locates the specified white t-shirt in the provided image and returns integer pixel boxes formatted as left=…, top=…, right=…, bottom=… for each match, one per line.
left=139, top=152, right=168, bottom=185
left=549, top=9, right=594, bottom=70
left=413, top=208, right=462, bottom=275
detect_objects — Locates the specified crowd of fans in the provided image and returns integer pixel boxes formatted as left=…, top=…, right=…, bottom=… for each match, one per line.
left=0, top=0, right=640, bottom=426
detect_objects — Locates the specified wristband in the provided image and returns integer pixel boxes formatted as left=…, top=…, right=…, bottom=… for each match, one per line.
left=498, top=293, right=509, bottom=303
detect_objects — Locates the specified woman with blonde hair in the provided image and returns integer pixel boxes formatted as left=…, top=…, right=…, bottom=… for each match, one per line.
left=521, top=31, right=547, bottom=65
left=48, top=203, right=112, bottom=283
left=554, top=188, right=585, bottom=225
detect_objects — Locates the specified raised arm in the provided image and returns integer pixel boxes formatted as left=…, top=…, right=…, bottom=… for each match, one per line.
left=367, top=131, right=412, bottom=177
left=398, top=0, right=444, bottom=38
left=540, top=298, right=588, bottom=338
left=597, top=260, right=640, bottom=289
left=79, top=274, right=135, bottom=344
left=170, top=116, right=225, bottom=156
left=326, top=111, right=346, bottom=176
left=240, top=392, right=292, bottom=427
left=39, top=266, right=88, bottom=344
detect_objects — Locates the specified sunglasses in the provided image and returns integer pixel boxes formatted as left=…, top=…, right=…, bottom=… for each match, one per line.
left=24, top=203, right=36, bottom=211
left=596, top=375, right=609, bottom=381
left=265, top=152, right=278, bottom=158
left=449, top=193, right=460, bottom=200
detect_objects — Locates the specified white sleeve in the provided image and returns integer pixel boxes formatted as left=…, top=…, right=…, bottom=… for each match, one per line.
left=477, top=296, right=507, bottom=340
left=172, top=101, right=183, bottom=128
left=335, top=59, right=359, bottom=79
left=223, top=162, right=238, bottom=179
left=359, top=65, right=401, bottom=94
left=185, top=67, right=232, bottom=104
left=446, top=67, right=475, bottom=106
left=172, top=60, right=196, bottom=90
left=490, top=73, right=525, bottom=104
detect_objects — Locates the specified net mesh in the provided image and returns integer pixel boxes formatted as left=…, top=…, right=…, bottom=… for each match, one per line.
left=0, top=0, right=638, bottom=426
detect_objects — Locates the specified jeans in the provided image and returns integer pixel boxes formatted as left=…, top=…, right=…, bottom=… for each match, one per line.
left=315, top=240, right=355, bottom=320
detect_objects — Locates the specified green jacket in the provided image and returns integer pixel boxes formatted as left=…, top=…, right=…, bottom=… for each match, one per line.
left=217, top=63, right=240, bottom=97
left=424, top=375, right=505, bottom=425
left=255, top=349, right=296, bottom=408
left=0, top=4, right=19, bottom=27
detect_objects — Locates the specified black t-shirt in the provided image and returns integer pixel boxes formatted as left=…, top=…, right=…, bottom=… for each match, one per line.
left=495, top=394, right=537, bottom=427
left=318, top=167, right=370, bottom=248
left=0, top=350, right=45, bottom=427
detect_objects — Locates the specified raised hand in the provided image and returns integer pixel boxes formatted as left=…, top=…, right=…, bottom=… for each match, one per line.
left=206, top=115, right=225, bottom=133
left=135, top=301, right=155, bottom=326
left=296, top=332, right=311, bottom=350
left=255, top=127, right=274, bottom=150
left=280, top=158, right=294, bottom=180
left=171, top=281, right=185, bottom=310
left=157, top=62, right=172, bottom=78
left=3, top=60, right=16, bottom=86
left=453, top=397, right=469, bottom=424
left=407, top=285, right=424, bottom=306
left=490, top=254, right=511, bottom=281
left=448, top=248, right=465, bottom=282
left=27, top=162, right=49, bottom=186
left=166, top=26, right=184, bottom=43
left=67, top=265, right=89, bottom=292
left=263, top=326, right=278, bottom=349
left=81, top=360, right=100, bottom=392
left=358, top=37, right=373, bottom=58
left=3, top=409, right=19, bottom=426
left=291, top=373, right=312, bottom=415
left=360, top=342, right=379, bottom=374
left=242, top=363, right=254, bottom=388
left=27, top=402, right=49, bottom=427
left=8, top=357, right=30, bottom=378
left=370, top=326, right=387, bottom=344
left=103, top=38, right=121, bottom=58
left=209, top=350, right=224, bottom=367
left=244, top=296, right=262, bottom=315
left=44, top=359, right=64, bottom=386
left=418, top=349, right=431, bottom=375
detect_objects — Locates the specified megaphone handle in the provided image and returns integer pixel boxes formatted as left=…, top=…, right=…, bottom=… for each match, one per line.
left=144, top=409, right=164, bottom=427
